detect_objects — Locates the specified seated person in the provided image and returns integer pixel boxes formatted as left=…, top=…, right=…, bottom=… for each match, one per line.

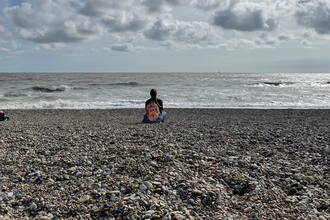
left=142, top=89, right=167, bottom=123
left=0, top=111, right=10, bottom=121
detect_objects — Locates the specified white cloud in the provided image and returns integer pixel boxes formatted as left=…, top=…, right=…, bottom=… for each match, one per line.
left=296, top=0, right=330, bottom=34
left=0, top=0, right=330, bottom=54
left=159, top=40, right=203, bottom=50
left=0, top=21, right=13, bottom=42
left=192, top=0, right=227, bottom=11
left=0, top=46, right=10, bottom=52
left=3, top=0, right=104, bottom=44
left=212, top=1, right=278, bottom=32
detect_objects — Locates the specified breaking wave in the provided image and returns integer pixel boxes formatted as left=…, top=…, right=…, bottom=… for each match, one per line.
left=32, top=85, right=79, bottom=92
left=1, top=99, right=145, bottom=109
left=89, top=82, right=139, bottom=86
left=252, top=82, right=295, bottom=87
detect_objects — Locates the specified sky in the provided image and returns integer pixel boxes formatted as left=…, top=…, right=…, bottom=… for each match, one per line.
left=1, top=0, right=330, bottom=73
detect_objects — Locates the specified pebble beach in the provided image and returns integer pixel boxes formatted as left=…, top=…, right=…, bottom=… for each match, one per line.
left=0, top=109, right=329, bottom=220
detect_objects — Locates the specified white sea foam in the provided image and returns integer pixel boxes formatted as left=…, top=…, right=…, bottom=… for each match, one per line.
left=1, top=100, right=145, bottom=109
left=32, top=85, right=74, bottom=92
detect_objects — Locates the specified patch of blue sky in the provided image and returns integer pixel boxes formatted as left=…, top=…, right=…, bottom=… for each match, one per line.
left=7, top=0, right=25, bottom=7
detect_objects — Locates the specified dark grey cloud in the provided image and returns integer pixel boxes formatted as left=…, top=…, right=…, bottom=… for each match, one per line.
left=165, top=0, right=190, bottom=6
left=144, top=20, right=171, bottom=40
left=212, top=7, right=277, bottom=32
left=143, top=0, right=166, bottom=13
left=79, top=2, right=104, bottom=17
left=110, top=43, right=135, bottom=52
left=296, top=0, right=330, bottom=34
left=277, top=34, right=290, bottom=41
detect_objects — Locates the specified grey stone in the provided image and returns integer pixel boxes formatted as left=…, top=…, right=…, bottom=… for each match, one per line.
left=139, top=184, right=147, bottom=191
left=164, top=155, right=171, bottom=162
left=29, top=202, right=37, bottom=210
left=143, top=181, right=153, bottom=189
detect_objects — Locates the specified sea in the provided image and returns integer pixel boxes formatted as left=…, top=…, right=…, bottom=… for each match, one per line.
left=1, top=72, right=330, bottom=109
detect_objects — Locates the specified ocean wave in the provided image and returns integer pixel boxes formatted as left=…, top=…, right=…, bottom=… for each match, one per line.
left=1, top=99, right=145, bottom=109
left=89, top=82, right=139, bottom=86
left=2, top=100, right=92, bottom=109
left=4, top=92, right=28, bottom=97
left=252, top=82, right=294, bottom=87
left=310, top=82, right=330, bottom=87
left=32, top=85, right=79, bottom=92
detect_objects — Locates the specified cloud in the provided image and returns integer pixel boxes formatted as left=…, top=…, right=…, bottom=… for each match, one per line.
left=166, top=0, right=190, bottom=6
left=0, top=47, right=10, bottom=52
left=301, top=39, right=310, bottom=45
left=2, top=0, right=149, bottom=47
left=277, top=34, right=292, bottom=41
left=144, top=20, right=171, bottom=40
left=3, top=2, right=36, bottom=28
left=142, top=0, right=190, bottom=13
left=78, top=0, right=135, bottom=17
left=1, top=0, right=329, bottom=54
left=109, top=43, right=135, bottom=52
left=159, top=40, right=202, bottom=50
left=212, top=1, right=277, bottom=32
left=0, top=23, right=13, bottom=42
left=101, top=14, right=147, bottom=33
left=253, top=33, right=277, bottom=45
left=3, top=1, right=104, bottom=44
left=143, top=0, right=168, bottom=13
left=144, top=19, right=220, bottom=43
left=193, top=0, right=225, bottom=11
left=36, top=43, right=67, bottom=50
left=102, top=43, right=146, bottom=52
left=17, top=17, right=103, bottom=44
left=296, top=0, right=330, bottom=34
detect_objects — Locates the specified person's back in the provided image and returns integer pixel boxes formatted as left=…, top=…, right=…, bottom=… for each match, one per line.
left=142, top=89, right=166, bottom=123
left=0, top=111, right=10, bottom=121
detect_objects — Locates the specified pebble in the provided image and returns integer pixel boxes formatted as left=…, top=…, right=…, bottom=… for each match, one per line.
left=0, top=109, right=329, bottom=219
left=139, top=184, right=148, bottom=191
left=29, top=202, right=37, bottom=210
left=143, top=181, right=153, bottom=189
left=303, top=176, right=314, bottom=183
left=164, top=155, right=171, bottom=162
left=78, top=195, right=90, bottom=203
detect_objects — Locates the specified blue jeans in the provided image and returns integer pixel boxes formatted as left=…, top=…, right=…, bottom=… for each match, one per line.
left=159, top=111, right=167, bottom=122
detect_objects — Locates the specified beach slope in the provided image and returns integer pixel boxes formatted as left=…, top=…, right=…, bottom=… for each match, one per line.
left=0, top=109, right=329, bottom=219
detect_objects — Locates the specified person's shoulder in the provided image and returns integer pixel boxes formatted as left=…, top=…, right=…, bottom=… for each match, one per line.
left=146, top=98, right=153, bottom=105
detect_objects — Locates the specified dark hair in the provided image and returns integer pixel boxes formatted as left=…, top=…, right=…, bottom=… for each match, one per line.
left=150, top=89, right=162, bottom=108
